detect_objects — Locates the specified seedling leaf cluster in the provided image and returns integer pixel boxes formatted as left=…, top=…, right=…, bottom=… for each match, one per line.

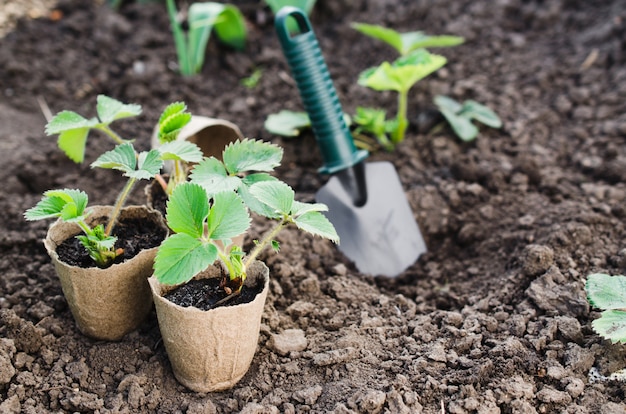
left=26, top=96, right=200, bottom=268
left=154, top=139, right=339, bottom=296
left=166, top=0, right=247, bottom=76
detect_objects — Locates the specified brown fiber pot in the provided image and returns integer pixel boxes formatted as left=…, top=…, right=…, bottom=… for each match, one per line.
left=43, top=205, right=167, bottom=341
left=148, top=261, right=269, bottom=392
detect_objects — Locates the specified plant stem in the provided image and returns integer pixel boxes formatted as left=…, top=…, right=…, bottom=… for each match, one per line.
left=392, top=90, right=409, bottom=144
left=243, top=219, right=287, bottom=271
left=98, top=125, right=127, bottom=145
left=154, top=174, right=168, bottom=193
left=105, top=177, right=137, bottom=236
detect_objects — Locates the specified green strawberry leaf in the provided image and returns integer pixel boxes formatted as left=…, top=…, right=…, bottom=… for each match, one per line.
left=586, top=273, right=626, bottom=310
left=222, top=139, right=283, bottom=174
left=439, top=108, right=478, bottom=142
left=207, top=191, right=251, bottom=240
left=166, top=182, right=209, bottom=238
left=91, top=142, right=137, bottom=173
left=294, top=211, right=339, bottom=244
left=190, top=157, right=241, bottom=196
left=592, top=310, right=626, bottom=344
left=153, top=233, right=218, bottom=285
left=96, top=95, right=142, bottom=124
left=158, top=140, right=203, bottom=163
left=158, top=111, right=192, bottom=143
left=24, top=189, right=88, bottom=222
left=461, top=100, right=502, bottom=128
left=239, top=173, right=280, bottom=218
left=248, top=180, right=294, bottom=216
left=130, top=149, right=163, bottom=180
left=290, top=200, right=329, bottom=217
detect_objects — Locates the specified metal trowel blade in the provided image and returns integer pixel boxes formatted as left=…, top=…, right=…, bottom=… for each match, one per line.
left=316, top=161, right=427, bottom=277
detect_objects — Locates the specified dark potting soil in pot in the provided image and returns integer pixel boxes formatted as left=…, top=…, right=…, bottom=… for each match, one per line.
left=145, top=178, right=168, bottom=217
left=56, top=216, right=167, bottom=268
left=164, top=277, right=264, bottom=311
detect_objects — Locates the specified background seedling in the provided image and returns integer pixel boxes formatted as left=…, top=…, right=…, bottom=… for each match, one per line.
left=166, top=0, right=247, bottom=76
left=358, top=49, right=447, bottom=147
left=586, top=273, right=626, bottom=344
left=154, top=139, right=338, bottom=297
left=45, top=95, right=141, bottom=163
left=433, top=95, right=502, bottom=142
left=351, top=22, right=464, bottom=57
left=25, top=142, right=163, bottom=267
left=154, top=102, right=203, bottom=194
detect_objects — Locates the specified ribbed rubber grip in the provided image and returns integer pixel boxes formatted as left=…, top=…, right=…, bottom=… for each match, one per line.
left=275, top=7, right=368, bottom=174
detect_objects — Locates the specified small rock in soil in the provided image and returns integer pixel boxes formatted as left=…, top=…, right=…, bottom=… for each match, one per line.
left=268, top=329, right=308, bottom=356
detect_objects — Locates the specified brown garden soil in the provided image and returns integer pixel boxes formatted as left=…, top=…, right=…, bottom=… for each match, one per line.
left=1, top=0, right=626, bottom=412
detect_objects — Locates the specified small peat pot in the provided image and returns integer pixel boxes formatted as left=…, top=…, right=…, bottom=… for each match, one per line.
left=43, top=205, right=168, bottom=341
left=151, top=115, right=244, bottom=174
left=148, top=261, right=269, bottom=392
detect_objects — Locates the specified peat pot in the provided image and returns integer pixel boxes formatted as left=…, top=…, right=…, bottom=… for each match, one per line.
left=151, top=115, right=244, bottom=174
left=148, top=261, right=270, bottom=392
left=44, top=205, right=167, bottom=341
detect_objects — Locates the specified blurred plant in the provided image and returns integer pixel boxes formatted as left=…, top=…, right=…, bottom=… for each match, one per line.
left=154, top=102, right=204, bottom=194
left=45, top=95, right=140, bottom=163
left=433, top=95, right=502, bottom=142
left=166, top=0, right=247, bottom=76
left=264, top=110, right=311, bottom=137
left=351, top=22, right=464, bottom=57
left=241, top=67, right=264, bottom=88
left=357, top=49, right=447, bottom=147
left=25, top=143, right=163, bottom=267
left=352, top=23, right=464, bottom=150
left=155, top=139, right=338, bottom=296
left=586, top=273, right=626, bottom=344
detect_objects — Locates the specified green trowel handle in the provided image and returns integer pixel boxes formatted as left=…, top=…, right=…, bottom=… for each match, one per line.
left=275, top=7, right=368, bottom=175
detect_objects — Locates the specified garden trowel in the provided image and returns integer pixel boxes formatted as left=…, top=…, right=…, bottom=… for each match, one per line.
left=275, top=7, right=427, bottom=276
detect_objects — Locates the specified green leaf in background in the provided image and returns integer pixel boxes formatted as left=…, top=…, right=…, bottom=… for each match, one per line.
left=434, top=95, right=501, bottom=141
left=351, top=22, right=464, bottom=56
left=45, top=111, right=99, bottom=163
left=264, top=110, right=311, bottom=137
left=187, top=2, right=247, bottom=74
left=206, top=191, right=250, bottom=240
left=248, top=181, right=294, bottom=216
left=190, top=157, right=242, bottom=196
left=158, top=140, right=203, bottom=163
left=439, top=107, right=479, bottom=142
left=153, top=233, right=218, bottom=285
left=294, top=211, right=339, bottom=244
left=166, top=182, right=209, bottom=238
left=434, top=95, right=463, bottom=113
left=222, top=139, right=283, bottom=174
left=359, top=49, right=447, bottom=93
left=461, top=100, right=503, bottom=128
left=96, top=95, right=142, bottom=124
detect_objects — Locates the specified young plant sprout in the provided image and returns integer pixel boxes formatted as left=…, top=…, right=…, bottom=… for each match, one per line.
left=154, top=102, right=203, bottom=194
left=358, top=49, right=447, bottom=147
left=166, top=0, right=247, bottom=76
left=351, top=22, right=464, bottom=57
left=25, top=142, right=163, bottom=267
left=586, top=273, right=626, bottom=344
left=45, top=95, right=141, bottom=163
left=154, top=139, right=339, bottom=296
left=264, top=110, right=311, bottom=137
left=434, top=95, right=502, bottom=142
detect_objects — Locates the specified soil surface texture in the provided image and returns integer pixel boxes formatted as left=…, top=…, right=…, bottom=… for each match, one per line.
left=2, top=0, right=626, bottom=412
